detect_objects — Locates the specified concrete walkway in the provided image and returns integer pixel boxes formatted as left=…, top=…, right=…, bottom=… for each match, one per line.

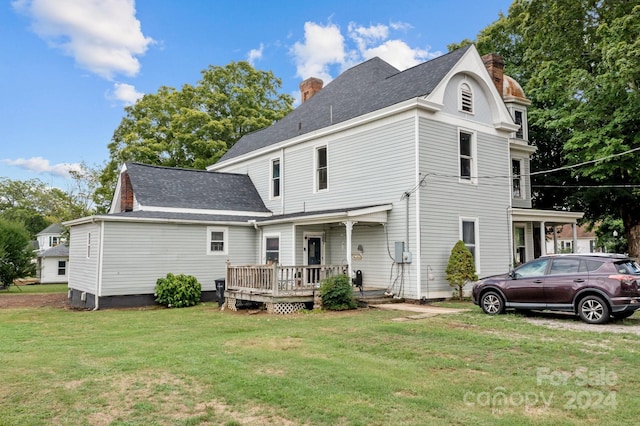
left=370, top=303, right=469, bottom=321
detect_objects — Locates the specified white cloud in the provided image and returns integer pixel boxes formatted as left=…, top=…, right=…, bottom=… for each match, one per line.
left=290, top=21, right=346, bottom=83
left=2, top=157, right=82, bottom=178
left=247, top=43, right=264, bottom=66
left=109, top=82, right=144, bottom=105
left=289, top=20, right=442, bottom=85
left=12, top=0, right=154, bottom=80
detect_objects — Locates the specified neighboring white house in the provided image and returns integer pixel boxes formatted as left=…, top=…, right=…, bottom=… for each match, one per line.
left=546, top=224, right=598, bottom=255
left=37, top=244, right=69, bottom=284
left=64, top=45, right=583, bottom=309
left=35, top=223, right=69, bottom=284
left=36, top=223, right=65, bottom=252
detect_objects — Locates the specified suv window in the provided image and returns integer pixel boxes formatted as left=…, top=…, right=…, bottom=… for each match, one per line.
left=514, top=258, right=549, bottom=278
left=614, top=260, right=640, bottom=275
left=549, top=258, right=582, bottom=275
left=585, top=260, right=605, bottom=272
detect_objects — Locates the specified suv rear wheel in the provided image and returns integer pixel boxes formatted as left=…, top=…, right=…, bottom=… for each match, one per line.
left=577, top=295, right=610, bottom=324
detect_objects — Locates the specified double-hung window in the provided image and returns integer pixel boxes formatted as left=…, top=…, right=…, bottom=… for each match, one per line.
left=461, top=218, right=479, bottom=271
left=316, top=146, right=328, bottom=191
left=271, top=158, right=281, bottom=198
left=58, top=261, right=67, bottom=276
left=265, top=235, right=280, bottom=264
left=86, top=233, right=91, bottom=258
left=459, top=130, right=475, bottom=182
left=512, top=159, right=522, bottom=198
left=207, top=227, right=228, bottom=255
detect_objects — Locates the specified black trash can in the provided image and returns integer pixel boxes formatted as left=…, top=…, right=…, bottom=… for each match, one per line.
left=215, top=278, right=225, bottom=306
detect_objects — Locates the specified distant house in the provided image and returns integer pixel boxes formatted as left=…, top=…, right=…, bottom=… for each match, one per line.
left=65, top=45, right=583, bottom=310
left=35, top=223, right=69, bottom=284
left=36, top=223, right=65, bottom=252
left=37, top=244, right=69, bottom=284
left=546, top=224, right=599, bottom=254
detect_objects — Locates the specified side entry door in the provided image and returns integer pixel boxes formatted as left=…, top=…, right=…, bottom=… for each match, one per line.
left=306, top=236, right=322, bottom=284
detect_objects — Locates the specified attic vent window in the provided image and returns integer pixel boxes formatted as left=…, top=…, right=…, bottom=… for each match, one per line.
left=460, top=83, right=473, bottom=113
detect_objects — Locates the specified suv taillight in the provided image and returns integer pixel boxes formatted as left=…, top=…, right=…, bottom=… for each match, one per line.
left=609, top=275, right=639, bottom=291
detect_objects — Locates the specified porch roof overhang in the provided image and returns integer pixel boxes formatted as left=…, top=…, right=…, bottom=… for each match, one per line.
left=510, top=208, right=584, bottom=224
left=254, top=204, right=392, bottom=226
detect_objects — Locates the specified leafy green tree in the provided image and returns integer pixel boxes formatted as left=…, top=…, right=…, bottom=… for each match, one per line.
left=592, top=217, right=627, bottom=254
left=0, top=219, right=35, bottom=287
left=453, top=0, right=640, bottom=257
left=95, top=61, right=294, bottom=211
left=446, top=241, right=478, bottom=300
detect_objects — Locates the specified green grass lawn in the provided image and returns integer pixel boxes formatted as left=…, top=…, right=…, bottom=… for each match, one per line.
left=1, top=283, right=68, bottom=294
left=1, top=302, right=638, bottom=425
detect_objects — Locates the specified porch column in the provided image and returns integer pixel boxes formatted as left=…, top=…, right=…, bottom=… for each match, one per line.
left=572, top=223, right=578, bottom=253
left=343, top=220, right=355, bottom=277
left=552, top=225, right=558, bottom=254
left=539, top=221, right=546, bottom=256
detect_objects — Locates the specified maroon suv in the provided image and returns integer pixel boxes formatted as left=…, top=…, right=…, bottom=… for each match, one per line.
left=472, top=254, right=640, bottom=324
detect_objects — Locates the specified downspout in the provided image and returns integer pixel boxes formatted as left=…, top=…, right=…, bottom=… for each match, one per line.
left=94, top=220, right=104, bottom=311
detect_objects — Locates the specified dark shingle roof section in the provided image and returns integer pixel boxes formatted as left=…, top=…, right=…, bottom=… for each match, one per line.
left=125, top=163, right=270, bottom=213
left=37, top=223, right=64, bottom=235
left=39, top=244, right=69, bottom=258
left=220, top=46, right=471, bottom=162
left=106, top=210, right=259, bottom=223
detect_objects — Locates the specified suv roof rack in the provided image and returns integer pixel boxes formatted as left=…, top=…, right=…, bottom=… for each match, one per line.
left=541, top=253, right=628, bottom=259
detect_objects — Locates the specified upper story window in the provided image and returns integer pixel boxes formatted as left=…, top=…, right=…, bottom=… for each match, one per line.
left=459, top=130, right=476, bottom=183
left=316, top=146, right=328, bottom=191
left=459, top=83, right=473, bottom=113
left=49, top=236, right=60, bottom=247
left=512, top=159, right=523, bottom=198
left=511, top=108, right=527, bottom=140
left=207, top=227, right=228, bottom=255
left=271, top=158, right=281, bottom=198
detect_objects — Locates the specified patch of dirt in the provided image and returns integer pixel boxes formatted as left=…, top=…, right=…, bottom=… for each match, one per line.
left=520, top=311, right=640, bottom=335
left=0, top=292, right=69, bottom=309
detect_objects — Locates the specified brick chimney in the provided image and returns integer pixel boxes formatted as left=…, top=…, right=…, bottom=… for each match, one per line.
left=299, top=77, right=323, bottom=103
left=120, top=171, right=134, bottom=212
left=481, top=53, right=504, bottom=97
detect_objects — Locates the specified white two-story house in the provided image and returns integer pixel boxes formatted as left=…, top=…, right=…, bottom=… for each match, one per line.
left=65, top=45, right=582, bottom=310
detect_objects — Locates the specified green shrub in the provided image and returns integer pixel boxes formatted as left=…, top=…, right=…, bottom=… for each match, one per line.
left=155, top=273, right=202, bottom=308
left=319, top=274, right=357, bottom=311
left=445, top=240, right=478, bottom=300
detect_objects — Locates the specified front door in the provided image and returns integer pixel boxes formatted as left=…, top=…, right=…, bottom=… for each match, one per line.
left=306, top=236, right=322, bottom=283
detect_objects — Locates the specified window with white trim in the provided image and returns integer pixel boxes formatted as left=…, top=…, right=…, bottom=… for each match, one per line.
left=58, top=260, right=67, bottom=276
left=271, top=158, right=281, bottom=198
left=49, top=236, right=60, bottom=247
left=207, top=227, right=228, bottom=255
left=514, top=227, right=526, bottom=265
left=86, top=232, right=91, bottom=258
left=460, top=83, right=473, bottom=113
left=461, top=218, right=479, bottom=271
left=459, top=130, right=475, bottom=182
left=264, top=235, right=280, bottom=264
left=315, top=145, right=328, bottom=191
left=512, top=159, right=523, bottom=198
left=511, top=107, right=527, bottom=140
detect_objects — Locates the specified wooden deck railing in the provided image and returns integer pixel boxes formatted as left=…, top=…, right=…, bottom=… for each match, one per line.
left=226, top=263, right=347, bottom=296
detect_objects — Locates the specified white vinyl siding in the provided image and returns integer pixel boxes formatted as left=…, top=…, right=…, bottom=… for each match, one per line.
left=98, top=222, right=255, bottom=297
left=68, top=222, right=101, bottom=293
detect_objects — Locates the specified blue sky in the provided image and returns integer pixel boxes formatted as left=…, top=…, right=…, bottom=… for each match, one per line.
left=1, top=0, right=512, bottom=191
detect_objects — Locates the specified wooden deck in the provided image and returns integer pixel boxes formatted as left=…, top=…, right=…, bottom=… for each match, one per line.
left=224, top=263, right=347, bottom=314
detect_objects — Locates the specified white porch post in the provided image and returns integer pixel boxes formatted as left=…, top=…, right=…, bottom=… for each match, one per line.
left=539, top=221, right=546, bottom=256
left=572, top=223, right=578, bottom=253
left=343, top=220, right=355, bottom=277
left=552, top=225, right=558, bottom=254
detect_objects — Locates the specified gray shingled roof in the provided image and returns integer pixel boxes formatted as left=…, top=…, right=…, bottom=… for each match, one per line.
left=37, top=223, right=64, bottom=236
left=39, top=244, right=69, bottom=258
left=220, top=46, right=471, bottom=162
left=106, top=210, right=260, bottom=223
left=125, top=163, right=270, bottom=213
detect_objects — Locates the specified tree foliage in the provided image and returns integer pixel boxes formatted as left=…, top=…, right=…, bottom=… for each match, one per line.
left=94, top=61, right=294, bottom=211
left=455, top=0, right=640, bottom=256
left=445, top=241, right=478, bottom=300
left=0, top=219, right=35, bottom=287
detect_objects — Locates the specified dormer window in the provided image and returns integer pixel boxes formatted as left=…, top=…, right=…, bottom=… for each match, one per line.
left=460, top=83, right=473, bottom=113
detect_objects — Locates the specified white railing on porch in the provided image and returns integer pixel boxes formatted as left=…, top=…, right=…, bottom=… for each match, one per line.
left=226, top=262, right=347, bottom=296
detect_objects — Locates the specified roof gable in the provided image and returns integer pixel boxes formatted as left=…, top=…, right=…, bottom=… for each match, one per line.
left=218, top=46, right=472, bottom=163
left=37, top=223, right=64, bottom=236
left=118, top=163, right=270, bottom=214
